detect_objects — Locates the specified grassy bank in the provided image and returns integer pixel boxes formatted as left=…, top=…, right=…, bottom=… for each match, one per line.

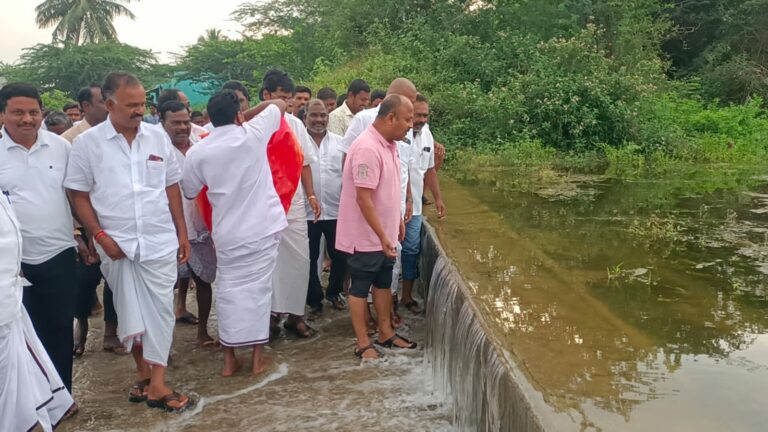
left=446, top=94, right=768, bottom=180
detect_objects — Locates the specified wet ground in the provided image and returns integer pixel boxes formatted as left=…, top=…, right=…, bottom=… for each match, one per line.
left=60, top=286, right=452, bottom=432
left=434, top=169, right=768, bottom=431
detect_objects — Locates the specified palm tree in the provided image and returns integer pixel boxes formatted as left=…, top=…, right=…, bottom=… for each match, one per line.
left=35, top=0, right=136, bottom=45
left=198, top=28, right=226, bottom=44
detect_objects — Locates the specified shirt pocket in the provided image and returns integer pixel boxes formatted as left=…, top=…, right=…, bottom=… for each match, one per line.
left=43, top=163, right=66, bottom=188
left=145, top=160, right=166, bottom=188
left=418, top=148, right=432, bottom=171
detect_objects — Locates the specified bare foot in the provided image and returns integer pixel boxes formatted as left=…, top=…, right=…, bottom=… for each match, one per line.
left=252, top=356, right=272, bottom=376
left=221, top=357, right=241, bottom=377
left=197, top=336, right=220, bottom=349
left=103, top=335, right=127, bottom=354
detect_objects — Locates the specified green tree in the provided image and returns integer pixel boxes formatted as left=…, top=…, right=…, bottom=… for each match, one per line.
left=40, top=89, right=72, bottom=111
left=35, top=0, right=136, bottom=45
left=179, top=34, right=311, bottom=90
left=198, top=28, right=226, bottom=43
left=1, top=42, right=161, bottom=96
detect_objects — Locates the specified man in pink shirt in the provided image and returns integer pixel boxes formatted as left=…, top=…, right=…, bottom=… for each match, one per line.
left=337, top=95, right=418, bottom=360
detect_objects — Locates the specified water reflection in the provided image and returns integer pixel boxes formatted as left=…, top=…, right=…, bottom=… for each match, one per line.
left=436, top=168, right=768, bottom=430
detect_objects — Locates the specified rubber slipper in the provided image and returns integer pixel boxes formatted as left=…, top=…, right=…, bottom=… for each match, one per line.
left=128, top=378, right=151, bottom=403
left=146, top=391, right=192, bottom=413
left=176, top=312, right=199, bottom=325
left=73, top=343, right=86, bottom=358
left=376, top=333, right=417, bottom=349
left=353, top=344, right=383, bottom=359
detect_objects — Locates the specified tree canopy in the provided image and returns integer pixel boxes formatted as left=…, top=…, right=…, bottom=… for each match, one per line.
left=35, top=0, right=136, bottom=45
left=0, top=42, right=168, bottom=96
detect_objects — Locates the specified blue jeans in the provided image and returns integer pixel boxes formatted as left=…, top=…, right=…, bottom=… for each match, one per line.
left=401, top=215, right=422, bottom=281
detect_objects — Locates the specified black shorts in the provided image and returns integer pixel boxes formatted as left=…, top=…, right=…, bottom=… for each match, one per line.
left=346, top=251, right=396, bottom=298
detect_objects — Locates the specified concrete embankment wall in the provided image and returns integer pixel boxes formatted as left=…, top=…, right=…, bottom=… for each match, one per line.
left=420, top=222, right=550, bottom=432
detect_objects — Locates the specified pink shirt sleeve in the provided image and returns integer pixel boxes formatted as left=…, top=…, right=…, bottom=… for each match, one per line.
left=351, top=146, right=380, bottom=190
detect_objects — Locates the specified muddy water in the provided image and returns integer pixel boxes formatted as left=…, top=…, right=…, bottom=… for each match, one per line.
left=60, top=288, right=451, bottom=431
left=435, top=171, right=768, bottom=431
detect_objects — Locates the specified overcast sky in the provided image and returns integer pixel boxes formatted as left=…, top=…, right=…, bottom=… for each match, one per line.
left=0, top=0, right=248, bottom=64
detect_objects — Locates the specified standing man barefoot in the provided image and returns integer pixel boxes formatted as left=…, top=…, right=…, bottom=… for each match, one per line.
left=182, top=91, right=288, bottom=376
left=65, top=72, right=192, bottom=412
left=337, top=95, right=419, bottom=360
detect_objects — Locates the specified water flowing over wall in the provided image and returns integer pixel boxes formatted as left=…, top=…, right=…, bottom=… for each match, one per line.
left=420, top=222, right=549, bottom=432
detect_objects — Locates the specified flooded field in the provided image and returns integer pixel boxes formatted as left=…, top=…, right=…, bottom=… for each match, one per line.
left=434, top=168, right=768, bottom=431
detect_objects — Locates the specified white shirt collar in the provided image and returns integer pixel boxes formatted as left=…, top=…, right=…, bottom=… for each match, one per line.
left=102, top=116, right=149, bottom=141
left=1, top=126, right=50, bottom=151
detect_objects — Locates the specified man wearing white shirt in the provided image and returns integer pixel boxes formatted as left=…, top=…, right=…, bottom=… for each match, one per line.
left=401, top=94, right=446, bottom=312
left=0, top=187, right=76, bottom=432
left=0, top=83, right=78, bottom=394
left=156, top=89, right=208, bottom=143
left=65, top=72, right=192, bottom=412
left=160, top=101, right=216, bottom=347
left=259, top=69, right=321, bottom=338
left=328, top=79, right=370, bottom=136
left=182, top=90, right=288, bottom=376
left=303, top=99, right=348, bottom=313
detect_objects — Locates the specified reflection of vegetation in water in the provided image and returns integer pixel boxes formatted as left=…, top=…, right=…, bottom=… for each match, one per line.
left=448, top=165, right=768, bottom=423
left=628, top=214, right=682, bottom=242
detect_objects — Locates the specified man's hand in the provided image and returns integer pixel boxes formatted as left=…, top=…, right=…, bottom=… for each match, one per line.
left=398, top=219, right=406, bottom=242
left=96, top=234, right=126, bottom=261
left=404, top=200, right=413, bottom=223
left=308, top=196, right=321, bottom=222
left=177, top=236, right=191, bottom=264
left=435, top=142, right=446, bottom=171
left=382, top=237, right=398, bottom=259
left=435, top=199, right=446, bottom=219
left=76, top=237, right=95, bottom=265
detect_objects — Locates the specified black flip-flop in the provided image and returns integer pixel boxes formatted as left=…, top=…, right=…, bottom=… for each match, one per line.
left=176, top=312, right=199, bottom=325
left=354, top=344, right=383, bottom=359
left=128, top=378, right=151, bottom=403
left=284, top=320, right=315, bottom=338
left=146, top=391, right=192, bottom=413
left=73, top=342, right=86, bottom=358
left=376, top=334, right=417, bottom=349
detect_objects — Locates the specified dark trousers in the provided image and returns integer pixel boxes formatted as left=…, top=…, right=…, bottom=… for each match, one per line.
left=75, top=260, right=117, bottom=323
left=306, top=220, right=347, bottom=308
left=21, top=248, right=77, bottom=392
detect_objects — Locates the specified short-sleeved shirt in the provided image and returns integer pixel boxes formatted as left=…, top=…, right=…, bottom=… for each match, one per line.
left=409, top=126, right=436, bottom=216
left=304, top=132, right=344, bottom=220
left=328, top=101, right=354, bottom=136
left=61, top=118, right=91, bottom=143
left=64, top=118, right=182, bottom=262
left=182, top=105, right=287, bottom=252
left=341, top=106, right=413, bottom=215
left=173, top=147, right=208, bottom=243
left=0, top=128, right=76, bottom=264
left=336, top=125, right=401, bottom=253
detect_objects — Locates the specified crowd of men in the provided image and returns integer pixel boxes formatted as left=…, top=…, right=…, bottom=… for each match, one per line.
left=0, top=68, right=446, bottom=430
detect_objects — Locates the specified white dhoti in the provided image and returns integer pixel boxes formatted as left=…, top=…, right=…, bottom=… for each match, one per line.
left=0, top=308, right=74, bottom=432
left=216, top=234, right=281, bottom=347
left=271, top=219, right=311, bottom=316
left=98, top=250, right=177, bottom=366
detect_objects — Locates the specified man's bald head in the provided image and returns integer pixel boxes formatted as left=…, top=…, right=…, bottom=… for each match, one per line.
left=374, top=94, right=413, bottom=141
left=386, top=78, right=417, bottom=103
